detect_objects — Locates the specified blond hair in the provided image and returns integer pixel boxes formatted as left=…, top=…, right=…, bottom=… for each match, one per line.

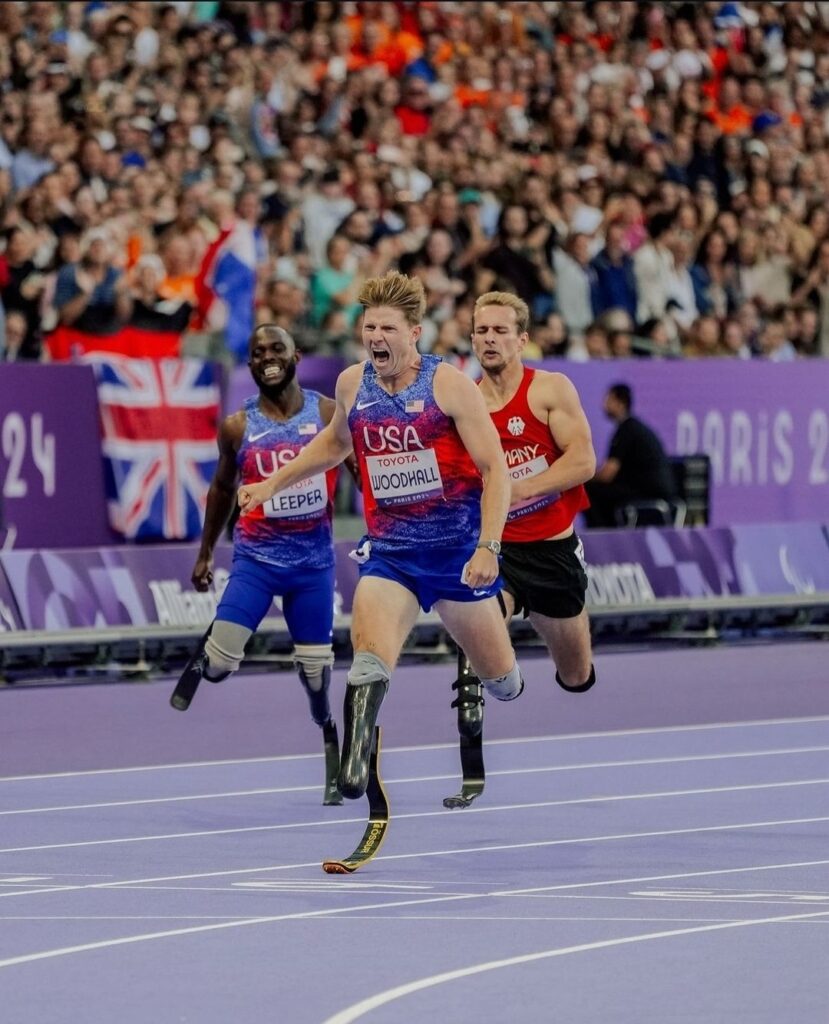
left=358, top=271, right=426, bottom=325
left=474, top=291, right=531, bottom=334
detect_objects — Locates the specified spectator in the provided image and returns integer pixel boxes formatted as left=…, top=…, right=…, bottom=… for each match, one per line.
left=128, top=254, right=192, bottom=336
left=691, top=228, right=739, bottom=318
left=757, top=313, right=798, bottom=362
left=11, top=120, right=54, bottom=193
left=0, top=226, right=44, bottom=357
left=300, top=167, right=355, bottom=268
left=664, top=231, right=700, bottom=338
left=552, top=233, right=594, bottom=340
left=2, top=309, right=28, bottom=361
left=584, top=383, right=678, bottom=529
left=256, top=275, right=317, bottom=353
left=53, top=228, right=132, bottom=336
left=633, top=212, right=677, bottom=325
left=683, top=315, right=727, bottom=359
left=309, top=234, right=362, bottom=329
left=590, top=221, right=638, bottom=322
left=722, top=319, right=752, bottom=360
left=479, top=203, right=555, bottom=318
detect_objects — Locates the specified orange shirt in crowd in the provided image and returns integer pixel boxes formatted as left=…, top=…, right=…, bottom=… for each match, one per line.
left=160, top=274, right=197, bottom=305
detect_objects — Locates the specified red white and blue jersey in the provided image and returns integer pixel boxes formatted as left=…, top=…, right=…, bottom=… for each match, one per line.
left=234, top=391, right=337, bottom=569
left=349, top=355, right=482, bottom=552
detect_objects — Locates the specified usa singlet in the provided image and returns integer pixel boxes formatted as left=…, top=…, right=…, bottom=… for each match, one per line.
left=349, top=355, right=482, bottom=551
left=490, top=367, right=588, bottom=542
left=234, top=392, right=337, bottom=568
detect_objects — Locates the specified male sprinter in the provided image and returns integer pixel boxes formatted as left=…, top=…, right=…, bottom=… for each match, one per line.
left=443, top=291, right=596, bottom=806
left=171, top=324, right=349, bottom=806
left=239, top=272, right=522, bottom=819
left=473, top=289, right=596, bottom=691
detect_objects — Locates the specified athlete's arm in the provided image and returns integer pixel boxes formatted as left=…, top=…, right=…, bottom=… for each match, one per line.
left=435, top=363, right=510, bottom=588
left=192, top=412, right=243, bottom=591
left=238, top=367, right=358, bottom=513
left=320, top=395, right=361, bottom=488
left=511, top=372, right=596, bottom=503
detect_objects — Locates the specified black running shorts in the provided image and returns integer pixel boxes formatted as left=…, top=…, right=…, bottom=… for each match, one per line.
left=499, top=533, right=588, bottom=619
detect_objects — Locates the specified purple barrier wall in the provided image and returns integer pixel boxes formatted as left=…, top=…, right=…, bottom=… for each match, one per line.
left=2, top=526, right=826, bottom=632
left=538, top=359, right=829, bottom=526
left=582, top=521, right=829, bottom=606
left=3, top=359, right=826, bottom=552
left=0, top=364, right=114, bottom=549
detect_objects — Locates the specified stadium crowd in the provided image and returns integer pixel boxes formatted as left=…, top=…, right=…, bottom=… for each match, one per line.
left=0, top=0, right=828, bottom=365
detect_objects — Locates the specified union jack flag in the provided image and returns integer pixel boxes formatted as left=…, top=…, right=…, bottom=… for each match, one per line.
left=89, top=357, right=220, bottom=540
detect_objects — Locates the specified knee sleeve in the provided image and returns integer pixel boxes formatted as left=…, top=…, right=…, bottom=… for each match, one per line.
left=295, top=644, right=335, bottom=727
left=204, top=620, right=252, bottom=676
left=481, top=660, right=524, bottom=702
left=294, top=644, right=334, bottom=690
left=556, top=665, right=596, bottom=693
left=347, top=651, right=391, bottom=689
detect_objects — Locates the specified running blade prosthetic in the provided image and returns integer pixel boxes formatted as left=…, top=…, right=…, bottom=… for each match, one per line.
left=322, top=727, right=389, bottom=873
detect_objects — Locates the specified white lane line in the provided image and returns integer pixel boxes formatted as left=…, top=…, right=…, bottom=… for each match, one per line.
left=1, top=869, right=829, bottom=976
left=0, top=894, right=483, bottom=970
left=4, top=851, right=829, bottom=905
left=0, top=915, right=279, bottom=921
left=319, top=910, right=829, bottom=1024
left=3, top=714, right=828, bottom=782
left=3, top=816, right=829, bottom=902
left=5, top=745, right=829, bottom=817
left=0, top=914, right=775, bottom=925
left=3, top=777, right=829, bottom=854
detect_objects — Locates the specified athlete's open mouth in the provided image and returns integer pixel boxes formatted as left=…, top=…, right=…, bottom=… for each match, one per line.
left=371, top=348, right=390, bottom=365
left=263, top=365, right=284, bottom=380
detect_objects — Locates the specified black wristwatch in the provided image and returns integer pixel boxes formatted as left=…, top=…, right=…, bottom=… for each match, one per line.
left=476, top=539, right=502, bottom=556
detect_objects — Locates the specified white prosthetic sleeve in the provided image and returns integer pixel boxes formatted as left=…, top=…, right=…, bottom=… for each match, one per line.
left=294, top=644, right=335, bottom=726
left=204, top=621, right=252, bottom=678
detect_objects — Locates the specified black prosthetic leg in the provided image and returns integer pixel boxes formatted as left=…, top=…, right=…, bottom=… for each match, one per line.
left=338, top=678, right=388, bottom=800
left=322, top=726, right=389, bottom=874
left=298, top=662, right=343, bottom=805
left=169, top=626, right=229, bottom=711
left=443, top=649, right=486, bottom=809
left=451, top=652, right=485, bottom=739
left=322, top=720, right=343, bottom=806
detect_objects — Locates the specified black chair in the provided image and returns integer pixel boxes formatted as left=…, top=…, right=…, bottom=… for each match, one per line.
left=616, top=498, right=687, bottom=528
left=670, top=454, right=711, bottom=526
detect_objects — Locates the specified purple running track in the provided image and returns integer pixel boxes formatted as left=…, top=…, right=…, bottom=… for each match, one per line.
left=1, top=641, right=828, bottom=1023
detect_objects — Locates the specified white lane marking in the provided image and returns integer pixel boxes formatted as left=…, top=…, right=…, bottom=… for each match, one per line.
left=1, top=869, right=829, bottom=976
left=3, top=778, right=829, bottom=854
left=3, top=714, right=828, bottom=782
left=5, top=745, right=829, bottom=816
left=4, top=851, right=829, bottom=905
left=3, top=816, right=829, bottom=902
left=0, top=895, right=483, bottom=970
left=320, top=910, right=829, bottom=1024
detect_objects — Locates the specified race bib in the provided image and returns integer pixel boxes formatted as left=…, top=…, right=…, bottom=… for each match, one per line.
left=264, top=473, right=328, bottom=520
left=365, top=449, right=444, bottom=507
left=507, top=454, right=558, bottom=520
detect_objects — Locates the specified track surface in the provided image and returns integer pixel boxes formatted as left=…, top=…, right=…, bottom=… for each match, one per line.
left=2, top=642, right=828, bottom=1023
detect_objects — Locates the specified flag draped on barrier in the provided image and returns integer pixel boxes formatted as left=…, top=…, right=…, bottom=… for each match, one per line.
left=46, top=323, right=183, bottom=360
left=89, top=357, right=220, bottom=540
